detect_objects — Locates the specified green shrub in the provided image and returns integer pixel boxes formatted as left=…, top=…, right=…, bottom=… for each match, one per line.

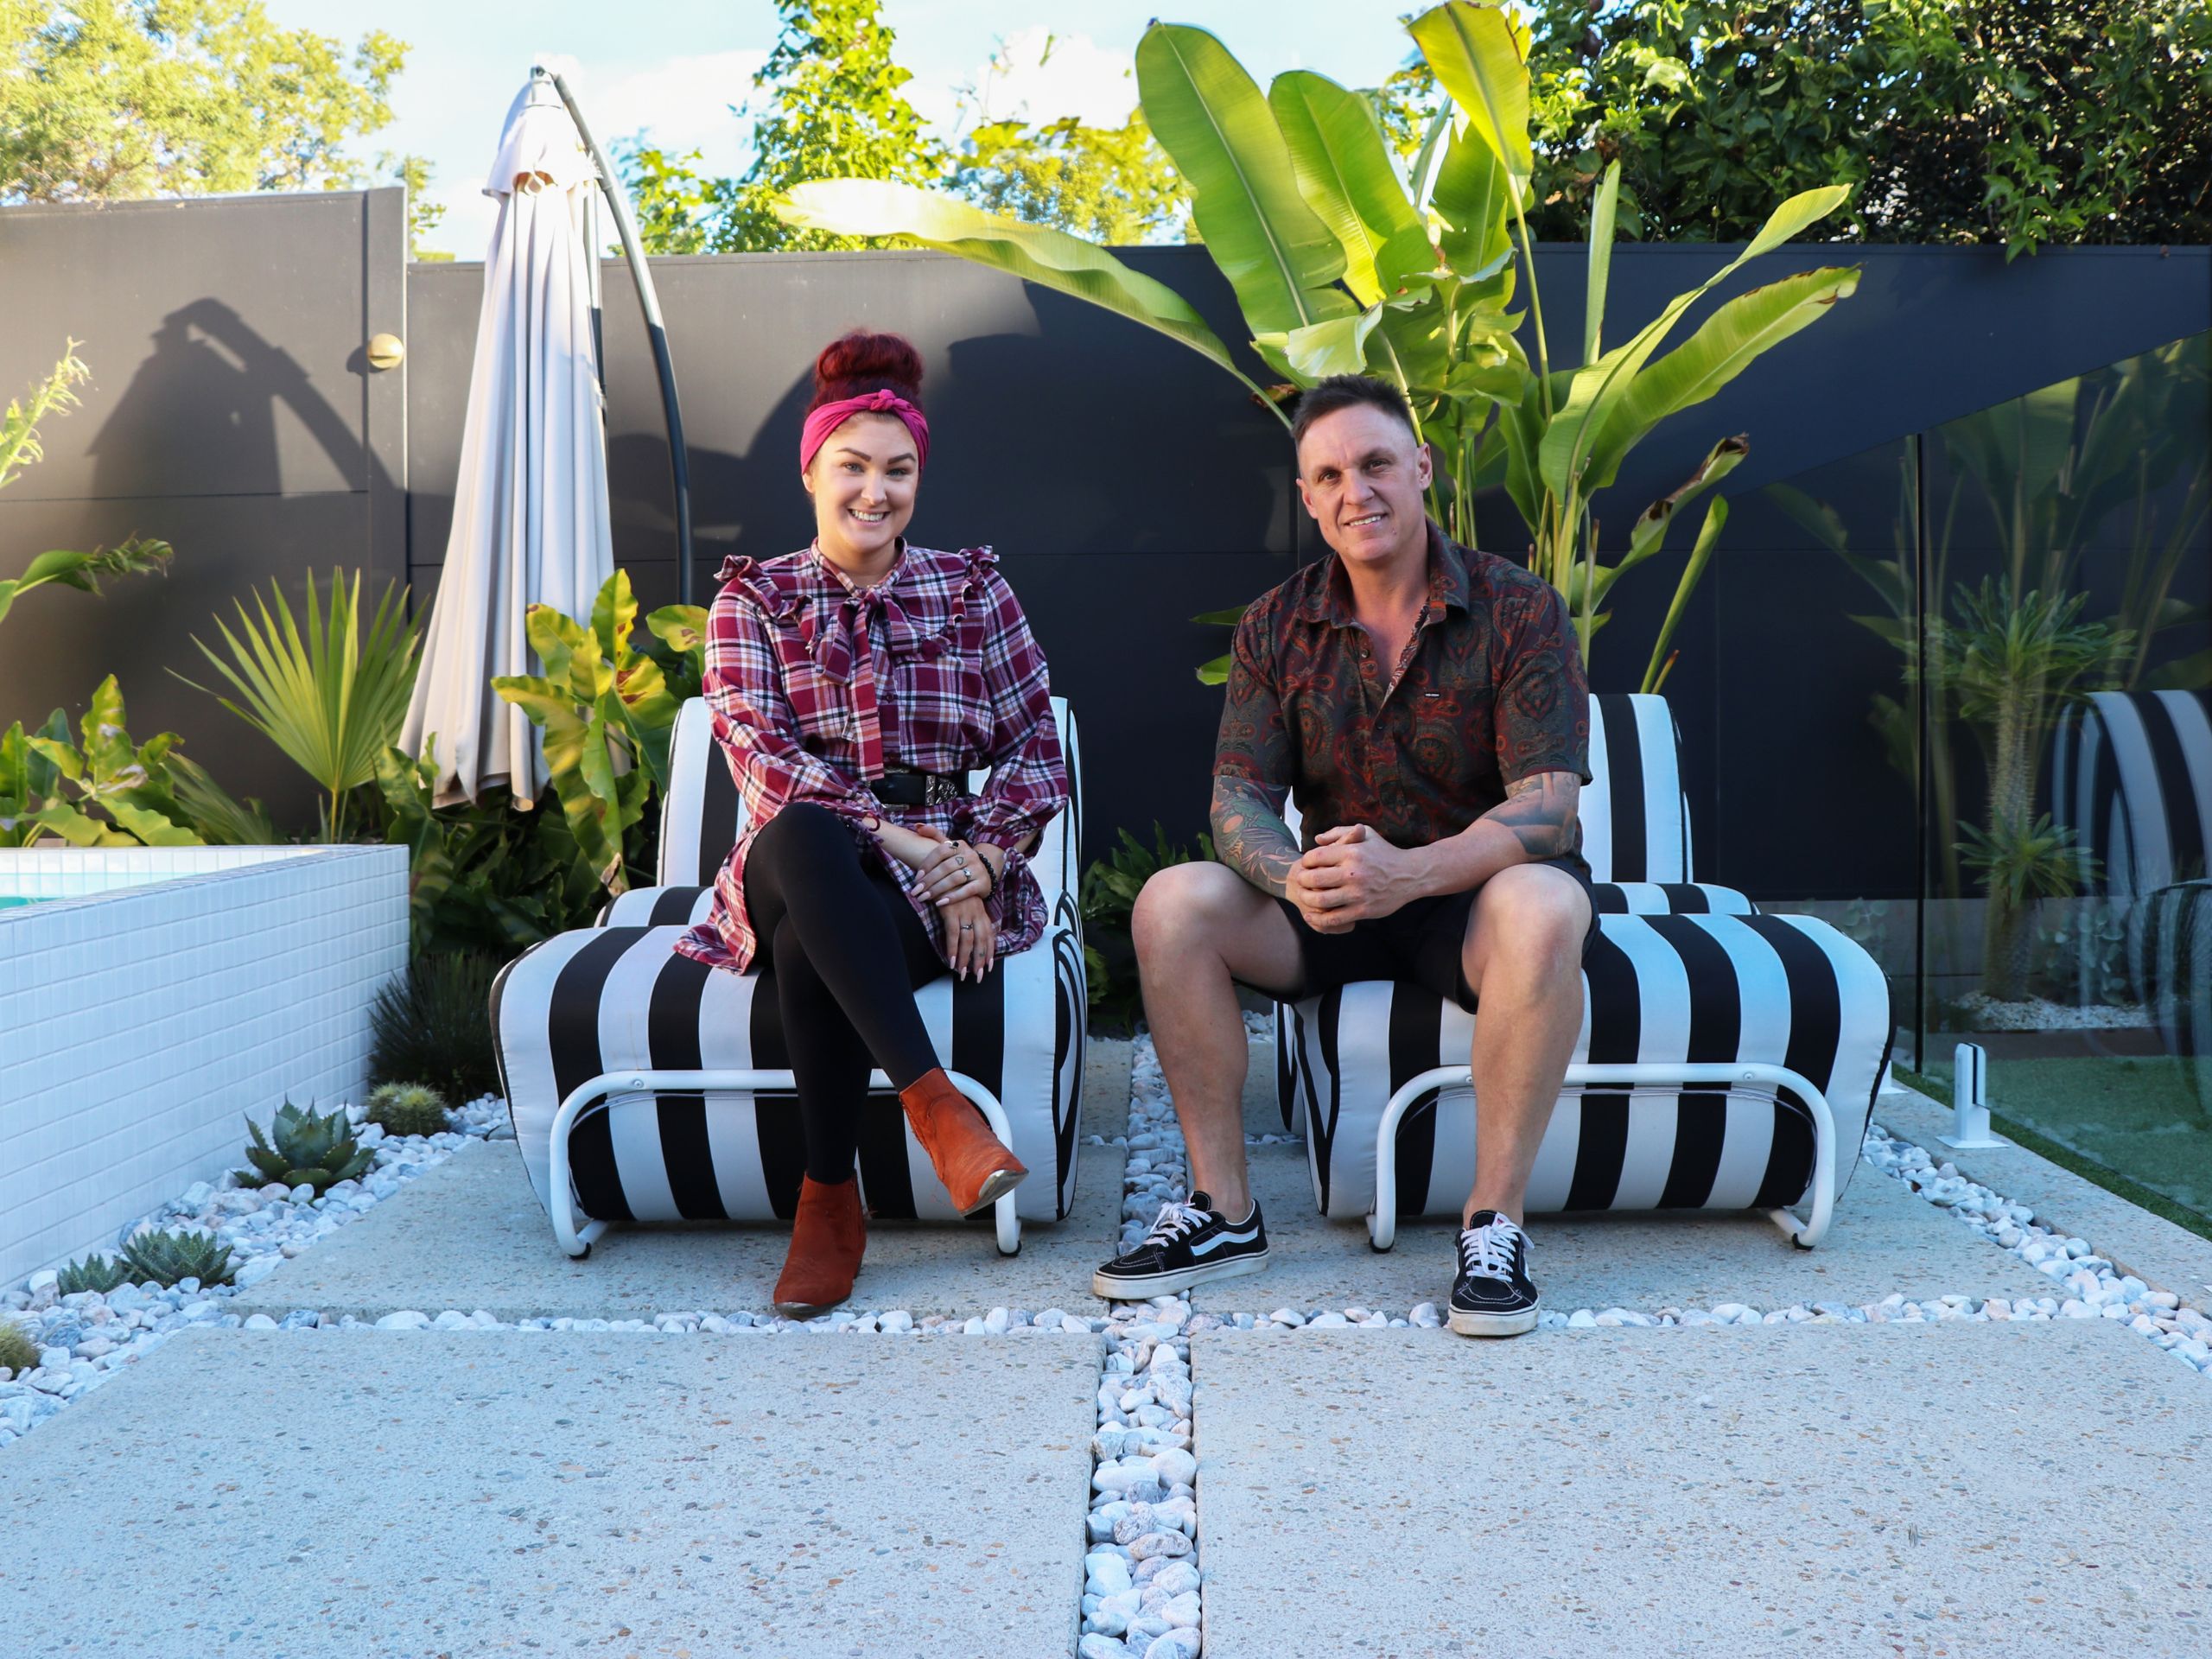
left=1080, top=824, right=1214, bottom=1034
left=364, top=1081, right=453, bottom=1138
left=117, top=1229, right=235, bottom=1289
left=55, top=1254, right=130, bottom=1295
left=0, top=1319, right=38, bottom=1374
left=369, top=951, right=501, bottom=1104
left=234, top=1100, right=375, bottom=1192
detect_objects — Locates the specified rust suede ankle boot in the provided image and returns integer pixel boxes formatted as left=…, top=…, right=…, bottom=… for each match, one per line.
left=898, top=1067, right=1028, bottom=1217
left=772, top=1175, right=867, bottom=1316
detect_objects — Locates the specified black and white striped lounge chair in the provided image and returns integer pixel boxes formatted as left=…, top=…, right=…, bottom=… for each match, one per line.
left=1278, top=692, right=1892, bottom=1250
left=492, top=696, right=1088, bottom=1257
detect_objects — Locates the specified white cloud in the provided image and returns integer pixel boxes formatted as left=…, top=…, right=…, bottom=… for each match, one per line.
left=946, top=27, right=1138, bottom=137
left=567, top=48, right=768, bottom=175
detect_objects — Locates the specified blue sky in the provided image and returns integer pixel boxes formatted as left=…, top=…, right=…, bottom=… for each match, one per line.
left=258, top=2, right=1419, bottom=256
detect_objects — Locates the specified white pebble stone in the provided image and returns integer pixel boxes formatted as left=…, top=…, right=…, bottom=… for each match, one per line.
left=1086, top=1550, right=1134, bottom=1596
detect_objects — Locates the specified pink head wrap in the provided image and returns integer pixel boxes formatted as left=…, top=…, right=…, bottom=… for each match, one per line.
left=800, top=388, right=930, bottom=476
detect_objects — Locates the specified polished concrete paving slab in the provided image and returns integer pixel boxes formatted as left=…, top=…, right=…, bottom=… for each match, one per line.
left=1191, top=1319, right=2212, bottom=1657
left=1197, top=1141, right=2057, bottom=1317
left=0, top=1328, right=1099, bottom=1657
left=233, top=1132, right=1125, bottom=1323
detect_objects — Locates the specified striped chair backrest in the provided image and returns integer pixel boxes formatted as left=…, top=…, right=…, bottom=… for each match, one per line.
left=654, top=695, right=1082, bottom=903
left=2052, top=690, right=2212, bottom=897
left=1277, top=690, right=1694, bottom=884
left=1580, top=694, right=1695, bottom=884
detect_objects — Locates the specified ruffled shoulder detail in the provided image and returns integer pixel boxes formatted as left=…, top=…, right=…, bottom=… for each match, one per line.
left=713, top=550, right=808, bottom=622
left=944, top=545, right=1003, bottom=635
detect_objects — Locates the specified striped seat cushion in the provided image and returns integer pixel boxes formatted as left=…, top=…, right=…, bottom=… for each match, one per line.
left=1283, top=912, right=1891, bottom=1222
left=492, top=918, right=1088, bottom=1225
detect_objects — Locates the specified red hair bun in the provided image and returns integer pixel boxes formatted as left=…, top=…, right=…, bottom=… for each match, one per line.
left=810, top=330, right=925, bottom=412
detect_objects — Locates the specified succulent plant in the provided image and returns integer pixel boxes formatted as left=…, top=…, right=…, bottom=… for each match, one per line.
left=234, top=1098, right=376, bottom=1192
left=363, top=1081, right=453, bottom=1138
left=117, top=1228, right=236, bottom=1289
left=56, top=1254, right=131, bottom=1295
left=0, top=1319, right=39, bottom=1375
left=370, top=950, right=501, bottom=1104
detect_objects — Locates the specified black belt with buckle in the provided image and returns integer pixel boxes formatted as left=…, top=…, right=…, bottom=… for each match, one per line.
left=870, top=768, right=970, bottom=808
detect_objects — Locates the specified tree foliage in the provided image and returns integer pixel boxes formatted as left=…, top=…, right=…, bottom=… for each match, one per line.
left=948, top=112, right=1191, bottom=245
left=391, top=153, right=452, bottom=262
left=0, top=0, right=405, bottom=203
left=618, top=0, right=943, bottom=254
left=1372, top=0, right=2212, bottom=257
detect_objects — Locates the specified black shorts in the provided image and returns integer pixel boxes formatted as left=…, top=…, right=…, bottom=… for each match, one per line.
left=1258, top=855, right=1600, bottom=1014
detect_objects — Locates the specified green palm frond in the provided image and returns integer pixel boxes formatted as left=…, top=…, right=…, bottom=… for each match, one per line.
left=178, top=569, right=417, bottom=841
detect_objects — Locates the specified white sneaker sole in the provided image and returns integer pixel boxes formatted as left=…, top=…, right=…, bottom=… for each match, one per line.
left=1447, top=1302, right=1540, bottom=1338
left=1092, top=1248, right=1270, bottom=1301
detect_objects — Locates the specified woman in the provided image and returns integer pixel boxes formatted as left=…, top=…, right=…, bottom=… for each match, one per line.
left=673, top=330, right=1070, bottom=1316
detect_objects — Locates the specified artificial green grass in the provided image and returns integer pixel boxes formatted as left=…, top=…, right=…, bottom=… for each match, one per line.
left=1896, top=1062, right=2212, bottom=1245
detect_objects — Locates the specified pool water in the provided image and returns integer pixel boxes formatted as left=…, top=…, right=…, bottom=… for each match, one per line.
left=0, top=895, right=48, bottom=908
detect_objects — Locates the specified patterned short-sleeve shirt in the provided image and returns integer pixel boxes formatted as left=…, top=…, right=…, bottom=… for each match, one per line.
left=1215, top=519, right=1592, bottom=861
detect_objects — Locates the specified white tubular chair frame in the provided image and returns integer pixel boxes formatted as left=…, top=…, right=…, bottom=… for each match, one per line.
left=1365, top=1061, right=1839, bottom=1253
left=547, top=1069, right=1024, bottom=1259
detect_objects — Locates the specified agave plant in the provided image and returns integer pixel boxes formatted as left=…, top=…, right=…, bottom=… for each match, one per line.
left=118, top=1228, right=236, bottom=1289
left=783, top=3, right=1857, bottom=691
left=234, top=1099, right=376, bottom=1192
left=56, top=1254, right=132, bottom=1296
left=363, top=1081, right=454, bottom=1139
left=180, top=568, right=417, bottom=842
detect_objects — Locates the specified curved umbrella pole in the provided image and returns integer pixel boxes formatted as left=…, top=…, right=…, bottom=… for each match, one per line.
left=541, top=66, right=696, bottom=605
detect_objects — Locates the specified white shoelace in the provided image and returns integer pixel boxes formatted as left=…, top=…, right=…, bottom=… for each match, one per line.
left=1459, top=1216, right=1525, bottom=1281
left=1141, top=1199, right=1211, bottom=1250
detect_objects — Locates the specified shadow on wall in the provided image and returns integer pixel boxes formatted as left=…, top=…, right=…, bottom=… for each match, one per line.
left=88, top=297, right=392, bottom=501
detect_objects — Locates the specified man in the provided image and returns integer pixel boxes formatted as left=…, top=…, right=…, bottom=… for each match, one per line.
left=1091, top=374, right=1596, bottom=1336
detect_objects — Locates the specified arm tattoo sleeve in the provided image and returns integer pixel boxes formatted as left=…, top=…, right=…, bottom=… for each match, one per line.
left=1211, top=775, right=1302, bottom=899
left=1483, top=771, right=1581, bottom=859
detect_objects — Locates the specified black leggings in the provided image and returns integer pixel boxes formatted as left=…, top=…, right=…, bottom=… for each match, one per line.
left=744, top=803, right=946, bottom=1185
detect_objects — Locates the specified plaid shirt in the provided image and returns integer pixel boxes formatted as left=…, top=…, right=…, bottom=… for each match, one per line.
left=1217, top=519, right=1592, bottom=860
left=674, top=540, right=1069, bottom=976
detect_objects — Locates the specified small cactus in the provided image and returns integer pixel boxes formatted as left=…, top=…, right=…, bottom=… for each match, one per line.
left=56, top=1254, right=131, bottom=1295
left=235, top=1098, right=375, bottom=1192
left=0, top=1319, right=38, bottom=1375
left=117, top=1228, right=236, bottom=1289
left=363, top=1082, right=453, bottom=1139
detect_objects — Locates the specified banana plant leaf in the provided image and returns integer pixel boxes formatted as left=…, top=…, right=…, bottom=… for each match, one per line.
left=1428, top=123, right=1513, bottom=288
left=1266, top=69, right=1431, bottom=304
left=1578, top=264, right=1861, bottom=494
left=1582, top=161, right=1623, bottom=365
left=1135, top=22, right=1356, bottom=353
left=1640, top=496, right=1729, bottom=694
left=1408, top=2, right=1535, bottom=194
left=1536, top=188, right=1853, bottom=502
left=778, top=180, right=1267, bottom=404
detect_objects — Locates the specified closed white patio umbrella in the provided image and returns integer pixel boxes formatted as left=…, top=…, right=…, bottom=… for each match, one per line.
left=402, top=73, right=614, bottom=806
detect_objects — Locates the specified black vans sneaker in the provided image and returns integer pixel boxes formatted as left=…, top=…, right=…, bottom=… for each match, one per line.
left=1092, top=1192, right=1268, bottom=1300
left=1448, top=1210, right=1540, bottom=1337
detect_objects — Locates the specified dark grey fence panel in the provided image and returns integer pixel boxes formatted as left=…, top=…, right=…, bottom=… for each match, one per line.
left=0, top=188, right=407, bottom=828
